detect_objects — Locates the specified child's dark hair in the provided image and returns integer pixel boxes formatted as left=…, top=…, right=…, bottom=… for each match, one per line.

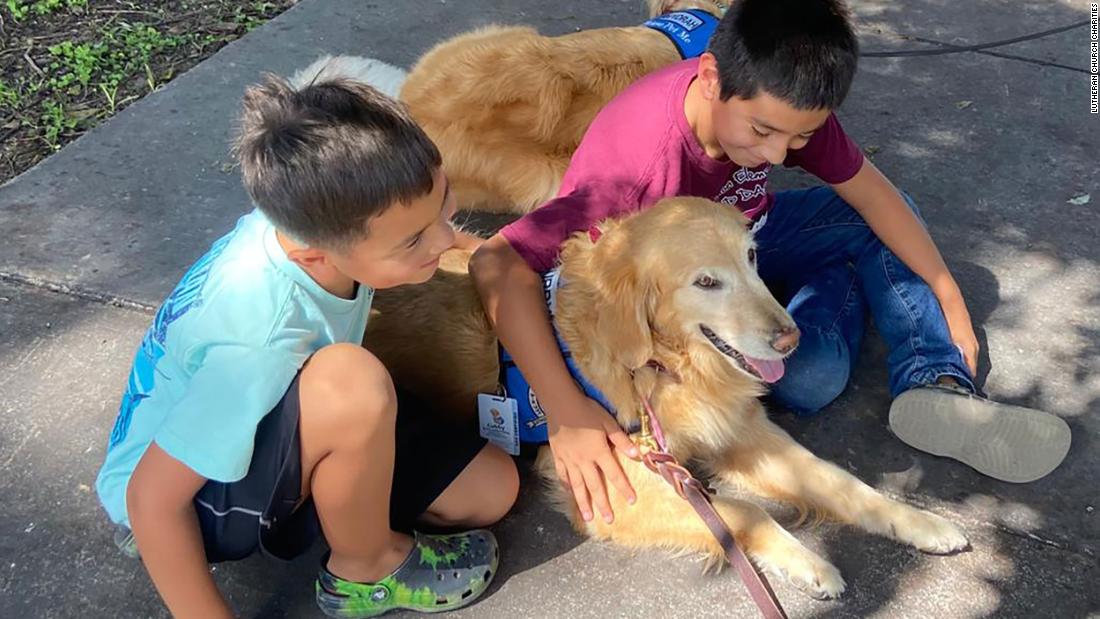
left=235, top=74, right=441, bottom=248
left=707, top=0, right=859, bottom=110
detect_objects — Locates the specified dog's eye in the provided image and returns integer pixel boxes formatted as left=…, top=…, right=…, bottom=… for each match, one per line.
left=694, top=275, right=722, bottom=290
left=747, top=248, right=757, bottom=265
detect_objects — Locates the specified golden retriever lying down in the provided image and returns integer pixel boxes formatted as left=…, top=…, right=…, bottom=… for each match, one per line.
left=364, top=198, right=969, bottom=599
left=400, top=0, right=728, bottom=214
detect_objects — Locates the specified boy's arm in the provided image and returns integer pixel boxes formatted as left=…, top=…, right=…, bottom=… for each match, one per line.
left=469, top=234, right=638, bottom=523
left=127, top=442, right=234, bottom=619
left=831, top=158, right=978, bottom=375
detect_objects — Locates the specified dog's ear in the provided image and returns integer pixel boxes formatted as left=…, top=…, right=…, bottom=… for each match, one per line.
left=590, top=239, right=656, bottom=371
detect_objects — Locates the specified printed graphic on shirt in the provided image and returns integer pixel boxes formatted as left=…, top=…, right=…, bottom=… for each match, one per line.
left=714, top=165, right=771, bottom=210
left=107, top=232, right=234, bottom=448
left=541, top=268, right=562, bottom=319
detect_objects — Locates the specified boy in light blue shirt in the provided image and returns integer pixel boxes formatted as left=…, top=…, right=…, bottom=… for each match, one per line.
left=96, top=71, right=518, bottom=618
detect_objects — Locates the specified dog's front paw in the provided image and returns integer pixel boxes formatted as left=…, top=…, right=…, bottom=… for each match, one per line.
left=896, top=509, right=970, bottom=555
left=786, top=556, right=846, bottom=600
left=757, top=544, right=846, bottom=600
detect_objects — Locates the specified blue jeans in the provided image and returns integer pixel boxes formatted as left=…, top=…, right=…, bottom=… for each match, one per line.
left=755, top=186, right=974, bottom=416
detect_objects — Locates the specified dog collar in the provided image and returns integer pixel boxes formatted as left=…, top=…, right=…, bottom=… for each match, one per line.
left=643, top=9, right=721, bottom=59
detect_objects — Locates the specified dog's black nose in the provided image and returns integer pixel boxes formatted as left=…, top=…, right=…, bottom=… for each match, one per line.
left=770, top=326, right=800, bottom=354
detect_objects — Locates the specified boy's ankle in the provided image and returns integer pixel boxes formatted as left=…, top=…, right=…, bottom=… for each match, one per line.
left=326, top=532, right=414, bottom=584
left=935, top=375, right=961, bottom=389
left=931, top=375, right=976, bottom=394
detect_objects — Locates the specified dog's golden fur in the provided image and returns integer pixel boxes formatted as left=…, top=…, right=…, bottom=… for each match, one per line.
left=365, top=198, right=969, bottom=598
left=400, top=1, right=727, bottom=214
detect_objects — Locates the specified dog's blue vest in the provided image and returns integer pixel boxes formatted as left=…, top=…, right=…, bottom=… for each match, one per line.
left=499, top=269, right=617, bottom=445
left=643, top=9, right=720, bottom=59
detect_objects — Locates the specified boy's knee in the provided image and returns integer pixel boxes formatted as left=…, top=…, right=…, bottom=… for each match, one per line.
left=441, top=445, right=519, bottom=528
left=300, top=344, right=396, bottom=430
left=479, top=446, right=520, bottom=524
left=771, top=330, right=851, bottom=416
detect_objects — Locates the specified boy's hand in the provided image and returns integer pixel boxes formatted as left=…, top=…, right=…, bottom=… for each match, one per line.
left=546, top=396, right=639, bottom=524
left=941, top=295, right=979, bottom=376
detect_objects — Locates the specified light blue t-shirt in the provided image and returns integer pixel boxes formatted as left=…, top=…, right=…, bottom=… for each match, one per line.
left=96, top=209, right=373, bottom=527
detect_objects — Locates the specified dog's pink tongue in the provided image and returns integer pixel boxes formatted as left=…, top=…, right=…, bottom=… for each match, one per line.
left=745, top=356, right=786, bottom=383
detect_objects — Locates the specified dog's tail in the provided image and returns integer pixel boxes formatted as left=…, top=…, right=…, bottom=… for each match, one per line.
left=289, top=55, right=408, bottom=99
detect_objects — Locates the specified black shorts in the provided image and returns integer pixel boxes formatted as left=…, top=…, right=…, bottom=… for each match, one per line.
left=193, top=372, right=488, bottom=563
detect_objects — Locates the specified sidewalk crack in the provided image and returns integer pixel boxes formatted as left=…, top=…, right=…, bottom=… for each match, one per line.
left=0, top=271, right=156, bottom=314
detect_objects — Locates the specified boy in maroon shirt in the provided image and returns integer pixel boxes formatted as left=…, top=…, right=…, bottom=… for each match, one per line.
left=471, top=0, right=1071, bottom=524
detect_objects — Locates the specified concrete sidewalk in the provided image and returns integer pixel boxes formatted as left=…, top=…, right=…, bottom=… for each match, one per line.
left=1, top=1, right=1097, bottom=617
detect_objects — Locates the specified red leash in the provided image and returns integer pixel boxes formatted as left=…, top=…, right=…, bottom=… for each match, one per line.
left=636, top=384, right=788, bottom=619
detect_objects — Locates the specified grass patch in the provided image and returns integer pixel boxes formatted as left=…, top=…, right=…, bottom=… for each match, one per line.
left=6, top=0, right=88, bottom=22
left=0, top=0, right=297, bottom=182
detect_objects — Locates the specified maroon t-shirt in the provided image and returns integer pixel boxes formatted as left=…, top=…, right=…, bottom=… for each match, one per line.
left=501, top=58, right=865, bottom=272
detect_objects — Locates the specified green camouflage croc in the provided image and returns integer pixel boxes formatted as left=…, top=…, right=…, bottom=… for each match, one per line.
left=315, top=529, right=499, bottom=618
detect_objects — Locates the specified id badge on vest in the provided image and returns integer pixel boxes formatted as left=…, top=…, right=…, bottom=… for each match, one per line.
left=477, top=393, right=520, bottom=455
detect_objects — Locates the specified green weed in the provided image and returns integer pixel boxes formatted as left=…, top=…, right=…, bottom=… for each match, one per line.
left=0, top=79, right=21, bottom=110
left=5, top=0, right=86, bottom=21
left=39, top=100, right=78, bottom=148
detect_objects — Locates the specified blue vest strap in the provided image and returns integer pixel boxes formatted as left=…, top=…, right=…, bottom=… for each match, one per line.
left=642, top=9, right=720, bottom=60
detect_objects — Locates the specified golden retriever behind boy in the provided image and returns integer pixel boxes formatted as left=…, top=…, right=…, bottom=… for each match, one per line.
left=364, top=198, right=969, bottom=599
left=294, top=2, right=727, bottom=213
left=399, top=1, right=728, bottom=213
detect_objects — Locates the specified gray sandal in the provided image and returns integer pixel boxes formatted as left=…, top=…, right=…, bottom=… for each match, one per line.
left=889, top=384, right=1071, bottom=483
